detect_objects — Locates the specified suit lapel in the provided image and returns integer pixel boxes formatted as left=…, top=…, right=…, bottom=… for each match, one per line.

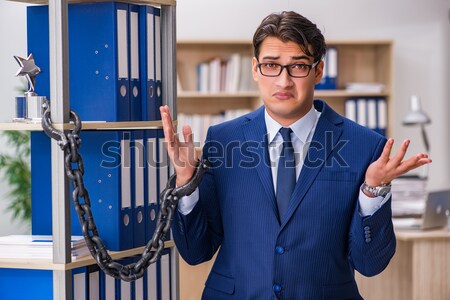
left=281, top=100, right=344, bottom=228
left=241, top=107, right=277, bottom=215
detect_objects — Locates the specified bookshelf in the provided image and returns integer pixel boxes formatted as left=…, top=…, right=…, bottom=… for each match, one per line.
left=2, top=1, right=178, bottom=300
left=176, top=39, right=393, bottom=300
left=176, top=39, right=393, bottom=139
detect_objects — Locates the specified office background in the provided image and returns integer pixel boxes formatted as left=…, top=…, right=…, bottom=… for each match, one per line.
left=0, top=0, right=448, bottom=236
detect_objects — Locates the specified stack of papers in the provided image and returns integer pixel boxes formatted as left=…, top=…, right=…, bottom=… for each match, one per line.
left=0, top=235, right=90, bottom=259
left=391, top=176, right=428, bottom=217
left=345, top=82, right=385, bottom=93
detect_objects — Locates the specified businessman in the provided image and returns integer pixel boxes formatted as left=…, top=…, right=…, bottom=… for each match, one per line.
left=160, top=11, right=432, bottom=300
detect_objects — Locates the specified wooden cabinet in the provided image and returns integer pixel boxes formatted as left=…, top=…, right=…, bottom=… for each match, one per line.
left=356, top=229, right=450, bottom=300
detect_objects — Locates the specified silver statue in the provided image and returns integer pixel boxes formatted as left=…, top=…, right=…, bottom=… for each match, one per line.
left=14, top=54, right=41, bottom=95
left=13, top=54, right=46, bottom=122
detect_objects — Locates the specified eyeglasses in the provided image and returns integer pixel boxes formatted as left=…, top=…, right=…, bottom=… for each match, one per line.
left=256, top=60, right=320, bottom=78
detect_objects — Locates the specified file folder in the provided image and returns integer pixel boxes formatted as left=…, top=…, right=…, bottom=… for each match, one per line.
left=356, top=98, right=368, bottom=127
left=116, top=257, right=134, bottom=300
left=101, top=270, right=119, bottom=300
left=129, top=4, right=142, bottom=121
left=73, top=266, right=88, bottom=300
left=88, top=264, right=101, bottom=300
left=121, top=278, right=132, bottom=300
left=376, top=98, right=387, bottom=136
left=158, top=249, right=172, bottom=300
left=27, top=2, right=131, bottom=121
left=133, top=130, right=146, bottom=247
left=325, top=47, right=338, bottom=89
left=139, top=6, right=158, bottom=120
left=154, top=8, right=163, bottom=120
left=135, top=272, right=145, bottom=300
left=157, top=129, right=171, bottom=241
left=367, top=98, right=377, bottom=132
left=344, top=98, right=356, bottom=122
left=145, top=262, right=158, bottom=300
left=146, top=130, right=159, bottom=242
left=31, top=131, right=135, bottom=251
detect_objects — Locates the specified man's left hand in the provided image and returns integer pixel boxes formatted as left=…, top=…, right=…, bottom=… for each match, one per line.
left=364, top=138, right=432, bottom=188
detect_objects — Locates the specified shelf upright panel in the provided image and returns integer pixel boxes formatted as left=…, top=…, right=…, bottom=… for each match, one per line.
left=161, top=4, right=179, bottom=300
left=48, top=0, right=72, bottom=299
left=161, top=4, right=177, bottom=119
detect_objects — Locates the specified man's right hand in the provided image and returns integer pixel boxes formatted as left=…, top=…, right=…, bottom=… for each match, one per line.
left=160, top=105, right=197, bottom=186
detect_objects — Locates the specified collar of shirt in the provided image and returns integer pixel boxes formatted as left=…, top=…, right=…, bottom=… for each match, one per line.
left=264, top=106, right=318, bottom=145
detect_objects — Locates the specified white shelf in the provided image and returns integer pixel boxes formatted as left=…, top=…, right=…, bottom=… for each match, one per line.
left=0, top=240, right=175, bottom=271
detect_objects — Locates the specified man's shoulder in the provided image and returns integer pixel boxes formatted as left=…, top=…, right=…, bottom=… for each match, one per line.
left=340, top=116, right=386, bottom=141
left=209, top=109, right=259, bottom=133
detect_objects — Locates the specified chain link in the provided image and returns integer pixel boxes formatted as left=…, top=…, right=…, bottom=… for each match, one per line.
left=41, top=102, right=209, bottom=282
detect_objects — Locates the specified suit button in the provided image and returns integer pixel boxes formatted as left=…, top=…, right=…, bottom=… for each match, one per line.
left=364, top=226, right=370, bottom=231
left=273, top=283, right=282, bottom=293
left=275, top=246, right=285, bottom=254
left=365, top=238, right=372, bottom=243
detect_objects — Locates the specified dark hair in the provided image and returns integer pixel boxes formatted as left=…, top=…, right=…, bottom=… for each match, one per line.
left=253, top=11, right=326, bottom=63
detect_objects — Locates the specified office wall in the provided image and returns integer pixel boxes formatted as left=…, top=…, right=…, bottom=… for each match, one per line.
left=0, top=0, right=448, bottom=233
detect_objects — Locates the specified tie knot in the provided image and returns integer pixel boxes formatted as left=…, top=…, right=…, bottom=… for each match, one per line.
left=279, top=127, right=292, bottom=142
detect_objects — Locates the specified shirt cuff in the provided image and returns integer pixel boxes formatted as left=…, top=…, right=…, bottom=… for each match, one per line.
left=358, top=184, right=392, bottom=217
left=177, top=187, right=200, bottom=215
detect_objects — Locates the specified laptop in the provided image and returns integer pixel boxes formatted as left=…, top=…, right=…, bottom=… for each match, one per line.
left=392, top=190, right=450, bottom=230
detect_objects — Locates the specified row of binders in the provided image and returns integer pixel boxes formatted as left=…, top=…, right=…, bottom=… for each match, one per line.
left=31, top=129, right=170, bottom=251
left=27, top=2, right=164, bottom=122
left=344, top=97, right=387, bottom=136
left=315, top=47, right=338, bottom=90
left=197, top=54, right=256, bottom=93
left=0, top=250, right=172, bottom=300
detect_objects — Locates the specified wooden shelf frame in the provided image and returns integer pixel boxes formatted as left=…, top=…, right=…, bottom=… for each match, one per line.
left=176, top=39, right=393, bottom=133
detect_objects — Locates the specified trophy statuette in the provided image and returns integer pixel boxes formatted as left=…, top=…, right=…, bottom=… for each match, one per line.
left=13, top=53, right=46, bottom=122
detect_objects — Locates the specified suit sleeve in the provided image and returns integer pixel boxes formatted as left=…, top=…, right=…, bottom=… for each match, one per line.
left=171, top=127, right=224, bottom=265
left=348, top=137, right=396, bottom=277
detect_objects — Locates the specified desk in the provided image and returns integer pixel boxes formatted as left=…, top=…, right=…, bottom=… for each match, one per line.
left=356, top=229, right=450, bottom=300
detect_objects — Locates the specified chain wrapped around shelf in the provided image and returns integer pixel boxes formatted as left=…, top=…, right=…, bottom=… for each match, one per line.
left=41, top=101, right=210, bottom=282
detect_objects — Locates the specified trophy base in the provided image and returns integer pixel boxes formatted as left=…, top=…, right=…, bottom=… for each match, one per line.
left=26, top=95, right=46, bottom=120
left=14, top=95, right=46, bottom=122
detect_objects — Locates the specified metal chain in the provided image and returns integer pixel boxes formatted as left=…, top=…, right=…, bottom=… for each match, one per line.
left=41, top=102, right=209, bottom=282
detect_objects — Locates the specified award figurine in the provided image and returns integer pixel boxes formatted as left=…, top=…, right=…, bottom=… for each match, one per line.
left=13, top=53, right=46, bottom=122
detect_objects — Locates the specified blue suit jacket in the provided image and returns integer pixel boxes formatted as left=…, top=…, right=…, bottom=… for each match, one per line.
left=172, top=100, right=396, bottom=300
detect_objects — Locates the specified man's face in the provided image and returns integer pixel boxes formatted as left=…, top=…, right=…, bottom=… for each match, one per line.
left=252, top=36, right=324, bottom=126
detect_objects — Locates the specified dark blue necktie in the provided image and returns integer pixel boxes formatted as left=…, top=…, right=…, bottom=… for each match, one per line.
left=276, top=127, right=296, bottom=220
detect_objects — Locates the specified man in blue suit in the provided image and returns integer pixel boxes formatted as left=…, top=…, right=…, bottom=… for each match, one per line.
left=160, top=11, right=432, bottom=300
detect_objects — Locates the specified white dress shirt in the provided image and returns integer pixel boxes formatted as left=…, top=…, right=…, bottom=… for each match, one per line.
left=178, top=107, right=390, bottom=216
